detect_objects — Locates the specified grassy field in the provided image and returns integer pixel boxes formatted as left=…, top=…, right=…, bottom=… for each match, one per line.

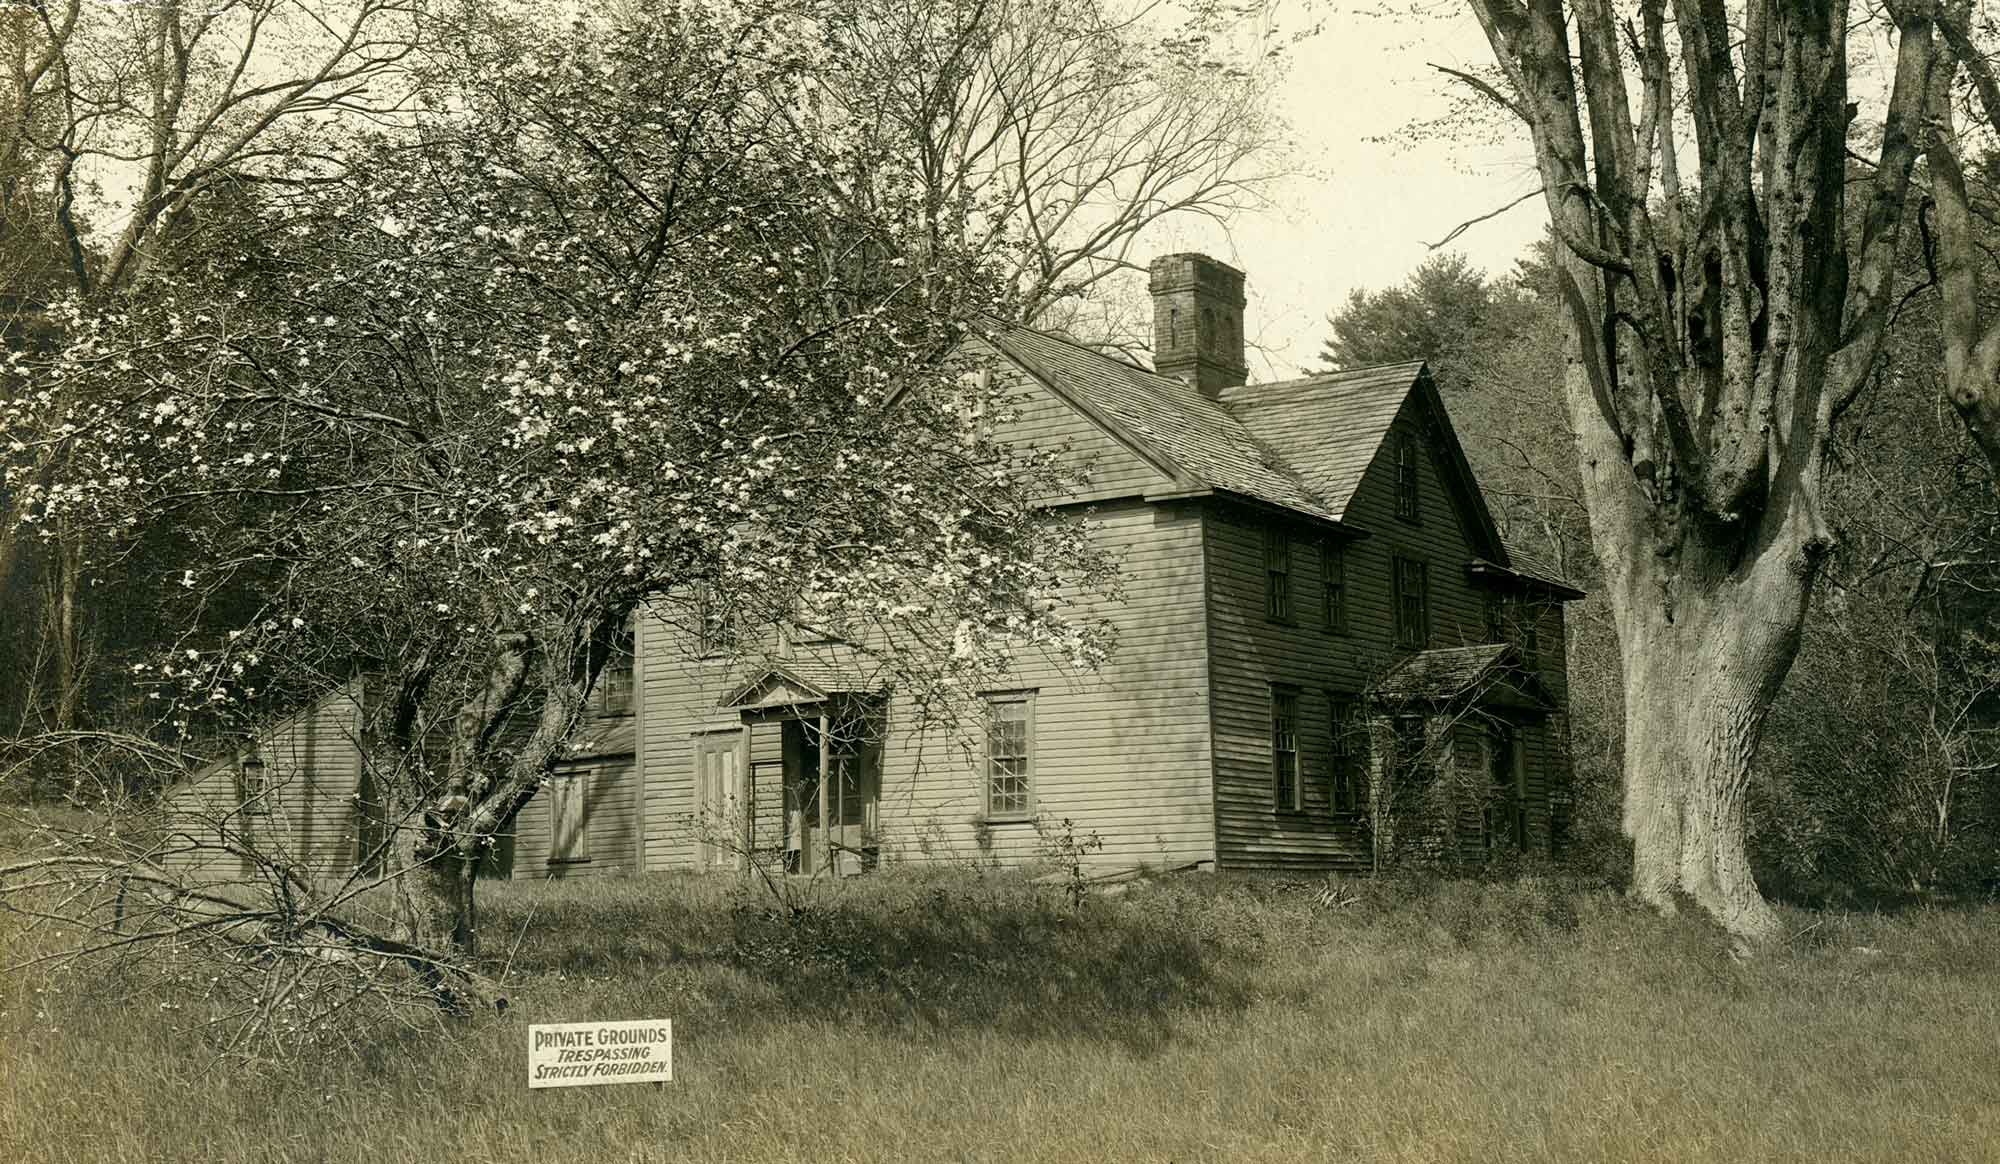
left=3, top=840, right=1999, bottom=1163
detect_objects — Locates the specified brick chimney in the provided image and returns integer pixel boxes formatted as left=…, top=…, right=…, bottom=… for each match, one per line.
left=1149, top=253, right=1248, bottom=395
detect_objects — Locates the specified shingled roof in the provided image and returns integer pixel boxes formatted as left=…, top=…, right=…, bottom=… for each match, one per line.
left=1369, top=643, right=1552, bottom=707
left=720, top=658, right=886, bottom=710
left=989, top=326, right=1339, bottom=521
left=980, top=322, right=1581, bottom=599
left=1213, top=363, right=1424, bottom=521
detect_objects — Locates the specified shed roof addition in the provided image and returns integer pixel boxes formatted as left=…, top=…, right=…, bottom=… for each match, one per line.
left=1369, top=643, right=1554, bottom=708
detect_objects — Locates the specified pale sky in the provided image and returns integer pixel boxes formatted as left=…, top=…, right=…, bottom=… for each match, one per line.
left=1153, top=4, right=1548, bottom=379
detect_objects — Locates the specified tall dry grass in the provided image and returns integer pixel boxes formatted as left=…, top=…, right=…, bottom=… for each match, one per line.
left=3, top=863, right=1998, bottom=1163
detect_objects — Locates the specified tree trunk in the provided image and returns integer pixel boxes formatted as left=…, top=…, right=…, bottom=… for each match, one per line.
left=387, top=815, right=464, bottom=952
left=1617, top=581, right=1804, bottom=943
left=53, top=529, right=79, bottom=734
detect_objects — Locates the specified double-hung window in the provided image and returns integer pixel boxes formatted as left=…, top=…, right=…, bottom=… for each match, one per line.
left=1395, top=433, right=1421, bottom=521
left=1271, top=687, right=1302, bottom=812
left=596, top=625, right=635, bottom=716
left=1329, top=697, right=1364, bottom=814
left=1322, top=541, right=1347, bottom=633
left=983, top=693, right=1035, bottom=819
left=1394, top=556, right=1430, bottom=649
left=236, top=755, right=269, bottom=816
left=695, top=586, right=737, bottom=657
left=1264, top=527, right=1292, bottom=621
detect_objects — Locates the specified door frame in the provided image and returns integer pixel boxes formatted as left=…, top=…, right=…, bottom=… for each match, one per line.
left=691, top=728, right=748, bottom=871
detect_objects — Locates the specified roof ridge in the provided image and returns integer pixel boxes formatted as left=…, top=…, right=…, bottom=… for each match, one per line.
left=983, top=316, right=1175, bottom=384
left=1227, top=361, right=1427, bottom=397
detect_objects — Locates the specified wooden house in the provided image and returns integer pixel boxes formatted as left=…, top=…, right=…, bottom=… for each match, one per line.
left=166, top=252, right=1581, bottom=881
left=630, top=253, right=1582, bottom=877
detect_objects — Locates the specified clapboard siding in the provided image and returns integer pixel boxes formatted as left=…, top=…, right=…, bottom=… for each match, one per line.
left=160, top=682, right=368, bottom=878
left=511, top=748, right=640, bottom=877
left=636, top=497, right=1215, bottom=873
left=1209, top=393, right=1528, bottom=871
left=636, top=624, right=754, bottom=871
left=873, top=498, right=1213, bottom=870
left=1204, top=505, right=1375, bottom=871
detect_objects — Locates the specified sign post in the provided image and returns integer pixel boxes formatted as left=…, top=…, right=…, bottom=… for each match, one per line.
left=528, top=1019, right=673, bottom=1089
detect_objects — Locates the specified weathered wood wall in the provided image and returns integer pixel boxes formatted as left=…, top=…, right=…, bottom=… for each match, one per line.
left=159, top=683, right=367, bottom=878
left=1209, top=393, right=1516, bottom=871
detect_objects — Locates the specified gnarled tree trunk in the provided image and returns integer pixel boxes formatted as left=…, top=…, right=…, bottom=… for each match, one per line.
left=1465, top=0, right=1937, bottom=940
left=1611, top=540, right=1815, bottom=941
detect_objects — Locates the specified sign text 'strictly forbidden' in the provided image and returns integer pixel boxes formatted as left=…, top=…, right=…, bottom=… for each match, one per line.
left=528, top=1020, right=673, bottom=1089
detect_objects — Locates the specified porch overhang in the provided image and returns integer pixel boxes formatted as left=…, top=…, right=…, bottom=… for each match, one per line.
left=718, top=660, right=885, bottom=713
left=1367, top=643, right=1556, bottom=712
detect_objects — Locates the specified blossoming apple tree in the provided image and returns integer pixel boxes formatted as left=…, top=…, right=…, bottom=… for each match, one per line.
left=6, top=0, right=1109, bottom=962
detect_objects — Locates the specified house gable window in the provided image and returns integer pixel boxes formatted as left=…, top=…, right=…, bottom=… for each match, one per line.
left=983, top=692, right=1035, bottom=819
left=1271, top=686, right=1302, bottom=812
left=1395, top=432, right=1421, bottom=522
left=236, top=754, right=269, bottom=816
left=1328, top=696, right=1364, bottom=814
left=595, top=625, right=636, bottom=716
left=1264, top=527, right=1292, bottom=621
left=695, top=586, right=737, bottom=657
left=1393, top=556, right=1430, bottom=649
left=1321, top=541, right=1347, bottom=634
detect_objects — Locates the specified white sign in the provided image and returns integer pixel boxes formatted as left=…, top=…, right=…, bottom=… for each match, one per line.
left=528, top=1019, right=673, bottom=1089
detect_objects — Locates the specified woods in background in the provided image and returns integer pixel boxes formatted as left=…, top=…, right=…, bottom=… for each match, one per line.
left=1325, top=227, right=2000, bottom=905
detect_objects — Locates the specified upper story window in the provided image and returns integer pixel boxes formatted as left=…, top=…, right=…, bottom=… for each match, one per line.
left=1395, top=432, right=1421, bottom=522
left=1394, top=556, right=1430, bottom=649
left=983, top=692, right=1035, bottom=819
left=695, top=586, right=737, bottom=657
left=1271, top=686, right=1301, bottom=812
left=595, top=625, right=635, bottom=716
left=1264, top=526, right=1292, bottom=622
left=1321, top=541, right=1347, bottom=634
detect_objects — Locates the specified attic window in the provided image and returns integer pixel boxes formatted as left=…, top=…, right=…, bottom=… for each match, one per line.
left=236, top=755, right=269, bottom=815
left=1395, top=432, right=1421, bottom=522
left=596, top=625, right=635, bottom=716
left=1394, top=556, right=1430, bottom=649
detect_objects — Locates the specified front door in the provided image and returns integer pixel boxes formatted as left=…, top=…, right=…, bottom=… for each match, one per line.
left=1485, top=723, right=1527, bottom=850
left=695, top=731, right=745, bottom=870
left=784, top=716, right=876, bottom=875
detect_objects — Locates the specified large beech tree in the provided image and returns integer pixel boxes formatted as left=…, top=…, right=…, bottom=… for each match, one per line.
left=1458, top=0, right=1951, bottom=940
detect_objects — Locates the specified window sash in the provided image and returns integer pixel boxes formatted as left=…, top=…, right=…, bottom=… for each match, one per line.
left=1395, top=558, right=1429, bottom=648
left=236, top=758, right=269, bottom=815
left=1396, top=435, right=1420, bottom=520
left=1322, top=542, right=1346, bottom=633
left=1271, top=689, right=1301, bottom=811
left=984, top=696, right=1034, bottom=818
left=1329, top=699, right=1363, bottom=814
left=695, top=588, right=736, bottom=656
left=1265, top=528, right=1291, bottom=621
